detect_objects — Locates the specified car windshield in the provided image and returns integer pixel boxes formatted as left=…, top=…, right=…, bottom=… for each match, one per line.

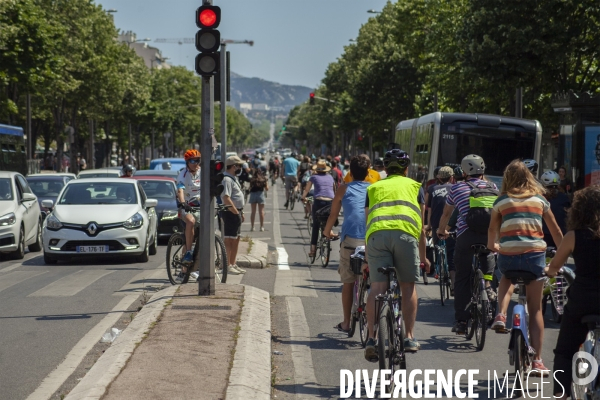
left=138, top=180, right=176, bottom=199
left=0, top=178, right=13, bottom=201
left=27, top=178, right=65, bottom=197
left=59, top=182, right=138, bottom=205
left=78, top=172, right=120, bottom=178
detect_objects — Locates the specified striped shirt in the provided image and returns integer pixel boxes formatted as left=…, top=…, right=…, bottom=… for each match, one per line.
left=446, top=178, right=497, bottom=237
left=492, top=194, right=550, bottom=255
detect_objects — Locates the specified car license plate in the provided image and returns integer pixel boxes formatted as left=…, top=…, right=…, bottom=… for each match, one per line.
left=76, top=245, right=109, bottom=253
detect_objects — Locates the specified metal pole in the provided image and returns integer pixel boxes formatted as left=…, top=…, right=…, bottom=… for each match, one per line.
left=89, top=120, right=94, bottom=169
left=220, top=44, right=227, bottom=161
left=151, top=129, right=155, bottom=160
left=198, top=75, right=216, bottom=295
left=26, top=93, right=32, bottom=159
left=128, top=123, right=132, bottom=164
left=515, top=87, right=523, bottom=118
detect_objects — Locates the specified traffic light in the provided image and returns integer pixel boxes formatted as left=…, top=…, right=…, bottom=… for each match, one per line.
left=195, top=5, right=221, bottom=77
left=309, top=92, right=315, bottom=105
left=210, top=160, right=225, bottom=197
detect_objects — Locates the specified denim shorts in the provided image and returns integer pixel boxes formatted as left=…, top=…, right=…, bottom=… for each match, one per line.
left=497, top=252, right=546, bottom=279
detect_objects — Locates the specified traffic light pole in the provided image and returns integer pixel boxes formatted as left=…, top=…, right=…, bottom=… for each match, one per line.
left=220, top=43, right=227, bottom=161
left=198, top=74, right=216, bottom=296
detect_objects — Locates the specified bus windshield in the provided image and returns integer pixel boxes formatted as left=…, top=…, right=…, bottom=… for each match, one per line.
left=438, top=121, right=536, bottom=179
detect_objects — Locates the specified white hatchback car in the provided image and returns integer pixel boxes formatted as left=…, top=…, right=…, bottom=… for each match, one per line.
left=41, top=178, right=158, bottom=264
left=0, top=171, right=43, bottom=258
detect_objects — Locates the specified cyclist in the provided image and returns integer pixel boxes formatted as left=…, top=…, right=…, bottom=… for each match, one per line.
left=268, top=156, right=279, bottom=183
left=176, top=150, right=201, bottom=271
left=453, top=166, right=465, bottom=183
left=301, top=160, right=335, bottom=258
left=322, top=156, right=370, bottom=334
left=298, top=156, right=313, bottom=219
left=363, top=149, right=430, bottom=361
left=121, top=164, right=134, bottom=178
left=283, top=152, right=300, bottom=209
left=545, top=185, right=600, bottom=399
left=436, top=154, right=498, bottom=335
left=343, top=154, right=381, bottom=184
left=487, top=160, right=563, bottom=376
left=540, top=170, right=570, bottom=247
left=373, top=158, right=387, bottom=179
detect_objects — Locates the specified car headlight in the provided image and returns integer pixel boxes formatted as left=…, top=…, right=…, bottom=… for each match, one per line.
left=124, top=212, right=144, bottom=229
left=0, top=212, right=16, bottom=226
left=46, top=215, right=63, bottom=230
left=161, top=210, right=179, bottom=221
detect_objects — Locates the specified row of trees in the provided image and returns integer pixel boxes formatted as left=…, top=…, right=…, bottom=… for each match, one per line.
left=0, top=0, right=265, bottom=171
left=285, top=0, right=599, bottom=154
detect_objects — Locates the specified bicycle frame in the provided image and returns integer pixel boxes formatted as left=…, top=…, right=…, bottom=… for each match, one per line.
left=375, top=270, right=403, bottom=345
left=508, top=282, right=532, bottom=365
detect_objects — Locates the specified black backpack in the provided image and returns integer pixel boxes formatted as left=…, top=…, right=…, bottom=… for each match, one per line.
left=464, top=181, right=499, bottom=233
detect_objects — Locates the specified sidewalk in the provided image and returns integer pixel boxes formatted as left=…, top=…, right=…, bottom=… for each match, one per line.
left=64, top=282, right=271, bottom=400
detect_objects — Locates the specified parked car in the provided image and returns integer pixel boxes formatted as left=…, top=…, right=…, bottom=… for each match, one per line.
left=133, top=169, right=179, bottom=179
left=77, top=168, right=121, bottom=179
left=41, top=178, right=158, bottom=263
left=149, top=158, right=185, bottom=171
left=27, top=172, right=77, bottom=180
left=26, top=175, right=72, bottom=219
left=132, top=177, right=179, bottom=239
left=0, top=171, right=42, bottom=259
left=225, top=152, right=238, bottom=159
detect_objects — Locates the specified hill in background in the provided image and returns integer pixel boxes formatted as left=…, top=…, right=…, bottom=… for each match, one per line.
left=230, top=72, right=312, bottom=110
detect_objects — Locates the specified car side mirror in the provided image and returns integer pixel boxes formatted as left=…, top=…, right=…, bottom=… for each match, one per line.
left=22, top=192, right=37, bottom=202
left=144, top=199, right=158, bottom=208
left=41, top=199, right=54, bottom=209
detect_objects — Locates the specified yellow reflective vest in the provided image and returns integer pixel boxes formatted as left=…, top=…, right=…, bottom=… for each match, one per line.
left=365, top=175, right=423, bottom=242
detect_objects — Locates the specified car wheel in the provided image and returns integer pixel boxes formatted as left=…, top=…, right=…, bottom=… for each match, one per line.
left=149, top=225, right=158, bottom=256
left=137, top=232, right=150, bottom=263
left=44, top=252, right=57, bottom=264
left=28, top=219, right=43, bottom=252
left=12, top=226, right=25, bottom=260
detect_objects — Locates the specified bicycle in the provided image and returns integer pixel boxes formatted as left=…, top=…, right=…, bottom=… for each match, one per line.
left=541, top=247, right=569, bottom=323
left=348, top=247, right=370, bottom=346
left=434, top=236, right=452, bottom=306
left=166, top=204, right=229, bottom=285
left=303, top=196, right=313, bottom=236
left=463, top=244, right=492, bottom=351
left=310, top=206, right=338, bottom=267
left=287, top=184, right=297, bottom=210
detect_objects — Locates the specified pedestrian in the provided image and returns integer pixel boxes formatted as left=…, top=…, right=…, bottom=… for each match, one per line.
left=557, top=166, right=573, bottom=195
left=322, top=155, right=370, bottom=335
left=76, top=153, right=87, bottom=171
left=488, top=160, right=564, bottom=376
left=546, top=185, right=600, bottom=399
left=301, top=160, right=335, bottom=258
left=249, top=168, right=268, bottom=232
left=220, top=155, right=247, bottom=276
left=343, top=154, right=381, bottom=184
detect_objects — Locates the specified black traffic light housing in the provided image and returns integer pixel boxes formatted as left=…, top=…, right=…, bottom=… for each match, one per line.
left=195, top=5, right=221, bottom=77
left=309, top=92, right=315, bottom=105
left=210, top=160, right=225, bottom=197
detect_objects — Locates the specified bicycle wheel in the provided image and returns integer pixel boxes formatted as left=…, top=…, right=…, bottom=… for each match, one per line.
left=214, top=235, right=228, bottom=283
left=550, top=296, right=562, bottom=323
left=514, top=331, right=530, bottom=391
left=290, top=190, right=296, bottom=210
left=307, top=214, right=313, bottom=237
left=348, top=278, right=360, bottom=338
left=438, top=257, right=445, bottom=306
left=377, top=302, right=394, bottom=371
left=166, top=233, right=185, bottom=285
left=358, top=278, right=369, bottom=347
left=320, top=238, right=330, bottom=268
left=475, top=300, right=488, bottom=351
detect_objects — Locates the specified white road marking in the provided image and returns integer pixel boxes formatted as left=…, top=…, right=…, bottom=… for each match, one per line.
left=286, top=296, right=320, bottom=398
left=113, top=267, right=167, bottom=296
left=0, top=263, right=24, bottom=273
left=28, top=270, right=114, bottom=297
left=272, top=187, right=290, bottom=271
left=277, top=247, right=289, bottom=270
left=0, top=271, right=47, bottom=294
left=25, top=294, right=139, bottom=400
left=274, top=270, right=317, bottom=297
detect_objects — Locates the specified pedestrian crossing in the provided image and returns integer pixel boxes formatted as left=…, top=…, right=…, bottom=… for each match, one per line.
left=28, top=270, right=115, bottom=297
left=0, top=271, right=48, bottom=294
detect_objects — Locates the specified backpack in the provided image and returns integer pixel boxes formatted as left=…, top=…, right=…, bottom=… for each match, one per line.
left=251, top=173, right=267, bottom=190
left=238, top=168, right=251, bottom=183
left=464, top=181, right=499, bottom=233
left=301, top=170, right=311, bottom=183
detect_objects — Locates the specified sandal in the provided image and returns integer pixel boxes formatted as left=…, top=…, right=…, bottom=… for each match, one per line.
left=335, top=322, right=351, bottom=335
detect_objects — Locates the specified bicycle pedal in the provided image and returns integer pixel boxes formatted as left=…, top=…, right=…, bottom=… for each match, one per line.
left=527, top=346, right=536, bottom=356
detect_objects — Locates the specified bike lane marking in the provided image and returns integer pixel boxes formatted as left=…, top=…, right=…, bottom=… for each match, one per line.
left=272, top=187, right=289, bottom=271
left=28, top=270, right=115, bottom=297
left=0, top=271, right=47, bottom=294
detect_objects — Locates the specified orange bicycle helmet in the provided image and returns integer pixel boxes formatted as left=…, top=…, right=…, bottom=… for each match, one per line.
left=184, top=149, right=201, bottom=161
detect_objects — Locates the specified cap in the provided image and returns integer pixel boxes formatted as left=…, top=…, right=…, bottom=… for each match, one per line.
left=226, top=155, right=244, bottom=167
left=437, top=166, right=454, bottom=179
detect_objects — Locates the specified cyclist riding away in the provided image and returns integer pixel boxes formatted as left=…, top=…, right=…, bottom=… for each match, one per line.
left=176, top=149, right=201, bottom=269
left=283, top=152, right=300, bottom=209
left=121, top=164, right=134, bottom=178
left=343, top=154, right=381, bottom=184
left=363, top=149, right=430, bottom=361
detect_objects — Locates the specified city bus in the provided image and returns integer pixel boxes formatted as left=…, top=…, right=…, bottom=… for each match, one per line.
left=395, top=112, right=542, bottom=187
left=0, top=124, right=27, bottom=175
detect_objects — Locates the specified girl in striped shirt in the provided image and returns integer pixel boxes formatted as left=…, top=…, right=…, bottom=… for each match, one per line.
left=487, top=160, right=564, bottom=376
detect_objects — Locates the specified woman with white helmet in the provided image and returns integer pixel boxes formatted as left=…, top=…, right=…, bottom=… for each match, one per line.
left=541, top=170, right=570, bottom=247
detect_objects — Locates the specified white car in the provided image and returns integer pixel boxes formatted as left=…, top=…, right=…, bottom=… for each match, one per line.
left=77, top=169, right=121, bottom=179
left=0, top=171, right=43, bottom=259
left=41, top=178, right=158, bottom=264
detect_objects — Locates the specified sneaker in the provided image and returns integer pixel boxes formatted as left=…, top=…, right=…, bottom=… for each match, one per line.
left=284, top=201, right=288, bottom=208
left=485, top=286, right=497, bottom=302
left=452, top=320, right=467, bottom=334
left=531, top=360, right=550, bottom=377
left=182, top=251, right=193, bottom=264
left=404, top=338, right=421, bottom=352
left=364, top=338, right=378, bottom=362
left=227, top=265, right=241, bottom=275
left=250, top=226, right=255, bottom=232
left=260, top=227, right=265, bottom=232
left=175, top=271, right=185, bottom=284
left=190, top=271, right=199, bottom=280
left=491, top=314, right=507, bottom=331
left=232, top=264, right=246, bottom=274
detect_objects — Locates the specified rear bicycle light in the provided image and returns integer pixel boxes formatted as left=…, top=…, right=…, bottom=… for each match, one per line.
left=513, top=314, right=521, bottom=327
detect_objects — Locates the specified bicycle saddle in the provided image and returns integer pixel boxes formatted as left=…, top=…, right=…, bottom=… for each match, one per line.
left=581, top=315, right=600, bottom=329
left=503, top=270, right=539, bottom=284
left=471, top=244, right=489, bottom=254
left=377, top=266, right=396, bottom=276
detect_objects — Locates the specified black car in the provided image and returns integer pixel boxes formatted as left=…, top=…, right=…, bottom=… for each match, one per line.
left=133, top=177, right=179, bottom=240
left=26, top=175, right=73, bottom=218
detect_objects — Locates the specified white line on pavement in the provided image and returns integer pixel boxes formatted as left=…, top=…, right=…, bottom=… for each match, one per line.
left=272, top=187, right=290, bottom=271
left=28, top=270, right=115, bottom=297
left=26, top=294, right=139, bottom=400
left=277, top=247, right=289, bottom=270
left=0, top=271, right=47, bottom=294
left=286, top=296, right=320, bottom=398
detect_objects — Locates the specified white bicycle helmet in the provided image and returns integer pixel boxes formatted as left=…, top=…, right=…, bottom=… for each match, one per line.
left=540, top=170, right=560, bottom=187
left=523, top=159, right=539, bottom=175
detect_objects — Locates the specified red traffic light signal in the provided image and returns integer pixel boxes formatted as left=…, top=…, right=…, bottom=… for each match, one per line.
left=196, top=5, right=221, bottom=29
left=210, top=160, right=225, bottom=197
left=195, top=5, right=221, bottom=77
left=309, top=92, right=315, bottom=105
left=214, top=161, right=224, bottom=172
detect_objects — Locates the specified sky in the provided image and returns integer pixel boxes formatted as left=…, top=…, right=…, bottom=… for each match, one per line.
left=98, top=0, right=389, bottom=89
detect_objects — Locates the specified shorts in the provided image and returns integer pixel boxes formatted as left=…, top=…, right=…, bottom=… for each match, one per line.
left=285, top=175, right=298, bottom=191
left=367, top=230, right=420, bottom=283
left=497, top=252, right=546, bottom=279
left=249, top=191, right=265, bottom=204
left=179, top=209, right=199, bottom=222
left=221, top=210, right=242, bottom=239
left=338, top=236, right=365, bottom=283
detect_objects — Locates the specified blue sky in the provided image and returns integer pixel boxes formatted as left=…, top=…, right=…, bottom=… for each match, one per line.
left=98, top=0, right=389, bottom=88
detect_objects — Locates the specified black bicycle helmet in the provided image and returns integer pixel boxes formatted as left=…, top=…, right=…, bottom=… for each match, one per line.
left=373, top=158, right=384, bottom=168
left=122, top=164, right=134, bottom=174
left=523, top=159, right=539, bottom=175
left=433, top=166, right=442, bottom=178
left=383, top=149, right=410, bottom=168
left=453, top=166, right=464, bottom=179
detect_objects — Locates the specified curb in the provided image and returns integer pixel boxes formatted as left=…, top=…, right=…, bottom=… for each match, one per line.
left=226, top=285, right=271, bottom=400
left=64, top=285, right=178, bottom=400
left=237, top=239, right=269, bottom=269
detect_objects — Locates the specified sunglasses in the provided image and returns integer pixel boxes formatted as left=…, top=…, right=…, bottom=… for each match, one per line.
left=187, top=159, right=201, bottom=164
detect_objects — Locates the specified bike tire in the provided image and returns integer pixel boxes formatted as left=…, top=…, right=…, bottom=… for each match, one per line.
left=475, top=300, right=488, bottom=351
left=307, top=214, right=313, bottom=237
left=514, top=331, right=529, bottom=391
left=439, top=260, right=445, bottom=306
left=358, top=278, right=369, bottom=348
left=550, top=296, right=562, bottom=323
left=166, top=233, right=185, bottom=285
left=290, top=191, right=296, bottom=210
left=214, top=235, right=228, bottom=283
left=377, top=303, right=393, bottom=371
left=320, top=239, right=330, bottom=268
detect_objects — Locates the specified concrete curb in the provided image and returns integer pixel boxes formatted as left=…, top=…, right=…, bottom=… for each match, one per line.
left=237, top=239, right=269, bottom=269
left=226, top=285, right=271, bottom=400
left=64, top=285, right=179, bottom=400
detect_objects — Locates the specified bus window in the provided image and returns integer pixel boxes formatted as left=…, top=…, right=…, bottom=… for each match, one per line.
left=8, top=144, right=16, bottom=152
left=395, top=128, right=412, bottom=151
left=1, top=144, right=8, bottom=152
left=412, top=123, right=433, bottom=184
